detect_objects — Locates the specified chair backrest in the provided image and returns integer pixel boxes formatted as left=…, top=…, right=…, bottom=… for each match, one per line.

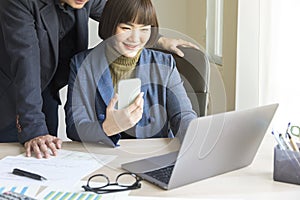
left=151, top=47, right=210, bottom=116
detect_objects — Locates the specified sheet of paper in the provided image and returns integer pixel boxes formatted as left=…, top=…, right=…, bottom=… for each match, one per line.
left=36, top=181, right=241, bottom=200
left=0, top=183, right=40, bottom=198
left=39, top=190, right=103, bottom=200
left=0, top=150, right=116, bottom=187
left=124, top=197, right=244, bottom=200
left=36, top=181, right=130, bottom=200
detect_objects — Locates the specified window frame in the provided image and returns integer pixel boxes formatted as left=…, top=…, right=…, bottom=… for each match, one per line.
left=206, top=0, right=224, bottom=65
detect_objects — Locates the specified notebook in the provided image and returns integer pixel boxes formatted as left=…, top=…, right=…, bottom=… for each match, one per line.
left=121, top=103, right=278, bottom=190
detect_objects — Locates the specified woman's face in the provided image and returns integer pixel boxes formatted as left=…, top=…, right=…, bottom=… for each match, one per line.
left=60, top=0, right=89, bottom=9
left=113, top=22, right=151, bottom=58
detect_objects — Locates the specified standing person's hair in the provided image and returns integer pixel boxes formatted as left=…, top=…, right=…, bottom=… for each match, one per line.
left=98, top=0, right=159, bottom=46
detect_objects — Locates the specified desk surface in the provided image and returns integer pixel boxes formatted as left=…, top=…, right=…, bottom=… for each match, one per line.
left=1, top=134, right=300, bottom=199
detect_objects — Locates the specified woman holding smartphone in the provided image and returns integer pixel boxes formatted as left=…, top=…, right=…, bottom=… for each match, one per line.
left=65, top=0, right=197, bottom=146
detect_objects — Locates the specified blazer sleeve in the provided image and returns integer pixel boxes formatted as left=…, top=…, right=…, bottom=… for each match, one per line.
left=65, top=51, right=119, bottom=147
left=166, top=56, right=197, bottom=143
left=1, top=0, right=48, bottom=143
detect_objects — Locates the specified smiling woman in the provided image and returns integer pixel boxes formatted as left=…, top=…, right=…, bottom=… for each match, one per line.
left=98, top=0, right=159, bottom=46
left=64, top=0, right=197, bottom=146
left=56, top=0, right=212, bottom=142
left=113, top=23, right=151, bottom=58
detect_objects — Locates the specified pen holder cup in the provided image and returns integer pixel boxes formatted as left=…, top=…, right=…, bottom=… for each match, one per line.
left=273, top=144, right=300, bottom=185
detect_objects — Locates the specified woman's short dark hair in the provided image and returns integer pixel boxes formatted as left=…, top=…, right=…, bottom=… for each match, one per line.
left=98, top=0, right=159, bottom=46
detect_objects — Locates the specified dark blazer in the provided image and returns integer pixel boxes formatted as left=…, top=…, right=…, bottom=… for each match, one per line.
left=0, top=0, right=106, bottom=143
left=65, top=43, right=197, bottom=147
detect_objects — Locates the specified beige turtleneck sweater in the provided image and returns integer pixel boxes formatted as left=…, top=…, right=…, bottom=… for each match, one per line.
left=105, top=45, right=143, bottom=91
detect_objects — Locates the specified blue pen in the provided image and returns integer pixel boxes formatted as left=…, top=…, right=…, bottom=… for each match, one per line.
left=278, top=133, right=292, bottom=150
left=271, top=131, right=285, bottom=150
left=285, top=122, right=291, bottom=138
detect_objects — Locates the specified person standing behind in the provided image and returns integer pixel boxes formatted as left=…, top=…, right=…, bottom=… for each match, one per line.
left=0, top=0, right=106, bottom=159
left=65, top=0, right=197, bottom=146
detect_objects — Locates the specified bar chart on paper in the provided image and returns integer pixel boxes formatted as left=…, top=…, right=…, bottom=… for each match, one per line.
left=41, top=191, right=102, bottom=200
left=0, top=185, right=39, bottom=197
left=36, top=182, right=130, bottom=200
left=0, top=186, right=29, bottom=194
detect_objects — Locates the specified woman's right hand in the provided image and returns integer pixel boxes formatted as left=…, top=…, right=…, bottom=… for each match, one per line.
left=103, top=92, right=144, bottom=136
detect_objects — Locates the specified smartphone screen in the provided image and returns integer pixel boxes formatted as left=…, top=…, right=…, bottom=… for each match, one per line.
left=117, top=78, right=141, bottom=109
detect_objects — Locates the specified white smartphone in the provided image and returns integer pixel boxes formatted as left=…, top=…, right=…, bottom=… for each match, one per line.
left=117, top=78, right=141, bottom=109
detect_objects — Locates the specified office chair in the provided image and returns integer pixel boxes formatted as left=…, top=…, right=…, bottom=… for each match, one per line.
left=151, top=47, right=210, bottom=116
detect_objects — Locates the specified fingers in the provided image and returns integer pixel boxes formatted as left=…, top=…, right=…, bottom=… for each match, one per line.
left=171, top=40, right=200, bottom=57
left=173, top=39, right=200, bottom=49
left=25, top=139, right=44, bottom=159
left=171, top=48, right=184, bottom=57
left=24, top=135, right=62, bottom=159
left=127, top=92, right=144, bottom=113
left=46, top=141, right=58, bottom=157
left=25, top=142, right=32, bottom=158
left=46, top=138, right=62, bottom=156
left=38, top=139, right=51, bottom=158
left=158, top=37, right=200, bottom=57
left=127, top=93, right=144, bottom=123
left=107, top=94, right=118, bottom=111
left=131, top=105, right=143, bottom=122
left=179, top=40, right=200, bottom=50
left=53, top=138, right=63, bottom=149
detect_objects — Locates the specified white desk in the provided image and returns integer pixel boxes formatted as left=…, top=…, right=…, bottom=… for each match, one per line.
left=1, top=134, right=300, bottom=199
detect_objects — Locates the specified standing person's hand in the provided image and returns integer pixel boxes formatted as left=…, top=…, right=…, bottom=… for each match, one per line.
left=24, top=135, right=62, bottom=159
left=157, top=37, right=200, bottom=57
left=103, top=93, right=144, bottom=136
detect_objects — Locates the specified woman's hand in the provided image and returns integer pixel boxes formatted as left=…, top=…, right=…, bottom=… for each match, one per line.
left=103, top=93, right=144, bottom=136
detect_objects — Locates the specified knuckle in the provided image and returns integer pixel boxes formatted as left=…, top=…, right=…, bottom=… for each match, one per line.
left=128, top=118, right=135, bottom=126
left=129, top=121, right=135, bottom=127
left=134, top=101, right=139, bottom=107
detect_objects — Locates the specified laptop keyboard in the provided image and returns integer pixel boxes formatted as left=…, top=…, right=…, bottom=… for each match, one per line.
left=145, top=165, right=175, bottom=184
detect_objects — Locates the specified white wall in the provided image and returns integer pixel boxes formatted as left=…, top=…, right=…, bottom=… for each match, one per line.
left=88, top=19, right=102, bottom=48
left=187, top=0, right=206, bottom=48
left=152, top=0, right=187, bottom=35
left=236, top=0, right=260, bottom=110
left=222, top=0, right=238, bottom=111
left=152, top=0, right=206, bottom=48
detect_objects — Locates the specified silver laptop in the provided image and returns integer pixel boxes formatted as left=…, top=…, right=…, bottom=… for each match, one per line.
left=121, top=104, right=278, bottom=190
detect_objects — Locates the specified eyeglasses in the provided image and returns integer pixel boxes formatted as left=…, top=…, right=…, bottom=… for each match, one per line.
left=82, top=172, right=142, bottom=194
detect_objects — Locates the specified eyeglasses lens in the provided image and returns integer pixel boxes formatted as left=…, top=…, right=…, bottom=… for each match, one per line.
left=117, top=173, right=138, bottom=187
left=88, top=175, right=109, bottom=188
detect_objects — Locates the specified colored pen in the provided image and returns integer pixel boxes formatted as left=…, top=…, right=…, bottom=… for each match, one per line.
left=278, top=133, right=292, bottom=150
left=286, top=132, right=300, bottom=152
left=284, top=122, right=299, bottom=152
left=285, top=122, right=291, bottom=137
left=271, top=131, right=286, bottom=150
left=12, top=168, right=47, bottom=181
